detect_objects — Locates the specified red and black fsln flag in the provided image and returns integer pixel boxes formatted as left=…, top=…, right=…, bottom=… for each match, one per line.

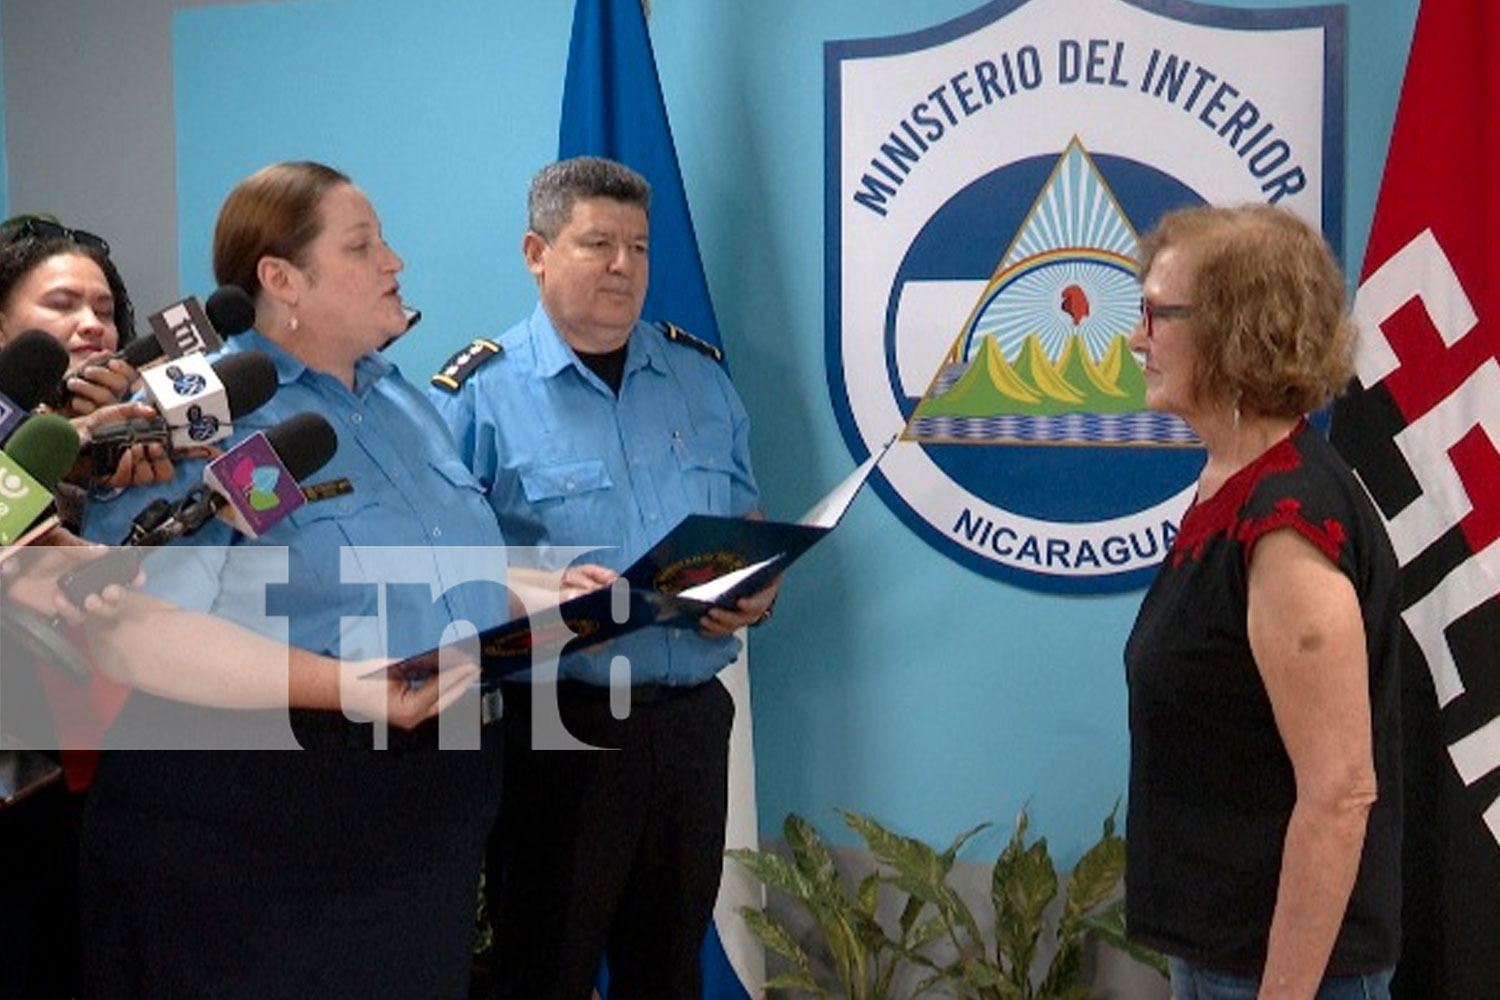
left=1327, top=0, right=1500, bottom=996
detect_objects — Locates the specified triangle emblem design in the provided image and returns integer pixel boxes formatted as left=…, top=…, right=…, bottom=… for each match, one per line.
left=905, top=137, right=1197, bottom=447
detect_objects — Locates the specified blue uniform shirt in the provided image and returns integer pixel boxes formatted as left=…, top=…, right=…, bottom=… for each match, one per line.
left=429, top=303, right=758, bottom=687
left=84, top=331, right=509, bottom=662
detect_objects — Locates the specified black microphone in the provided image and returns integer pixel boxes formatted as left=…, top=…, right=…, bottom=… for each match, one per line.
left=58, top=412, right=339, bottom=607
left=117, top=285, right=256, bottom=370
left=379, top=304, right=423, bottom=351
left=46, top=286, right=257, bottom=410
left=86, top=350, right=280, bottom=480
left=0, top=331, right=70, bottom=443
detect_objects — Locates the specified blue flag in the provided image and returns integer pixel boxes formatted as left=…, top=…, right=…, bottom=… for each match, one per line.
left=559, top=3, right=761, bottom=999
left=560, top=0, right=722, bottom=355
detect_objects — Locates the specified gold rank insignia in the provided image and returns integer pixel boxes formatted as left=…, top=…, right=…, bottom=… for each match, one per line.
left=657, top=321, right=723, bottom=363
left=430, top=338, right=502, bottom=392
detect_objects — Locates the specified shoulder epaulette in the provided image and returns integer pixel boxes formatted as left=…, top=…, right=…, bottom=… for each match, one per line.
left=657, top=321, right=723, bottom=363
left=430, top=338, right=502, bottom=392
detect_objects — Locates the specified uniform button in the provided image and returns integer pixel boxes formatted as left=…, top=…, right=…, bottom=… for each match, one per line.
left=431, top=526, right=443, bottom=539
left=350, top=413, right=363, bottom=425
left=565, top=480, right=576, bottom=491
left=646, top=513, right=658, bottom=523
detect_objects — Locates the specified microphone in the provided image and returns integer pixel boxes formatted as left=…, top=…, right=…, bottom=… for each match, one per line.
left=87, top=351, right=279, bottom=478
left=0, top=331, right=70, bottom=442
left=57, top=412, right=338, bottom=607
left=118, top=285, right=257, bottom=370
left=0, top=415, right=91, bottom=680
left=379, top=304, right=423, bottom=352
left=0, top=414, right=82, bottom=549
left=44, top=286, right=257, bottom=410
left=201, top=412, right=337, bottom=539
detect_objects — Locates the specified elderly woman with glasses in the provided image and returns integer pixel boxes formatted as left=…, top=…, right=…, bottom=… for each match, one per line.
left=1122, top=204, right=1402, bottom=1000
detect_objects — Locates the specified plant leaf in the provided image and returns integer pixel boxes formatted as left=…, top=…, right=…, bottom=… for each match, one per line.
left=991, top=809, right=1056, bottom=984
left=856, top=871, right=881, bottom=920
left=1078, top=903, right=1170, bottom=978
left=727, top=848, right=818, bottom=905
left=842, top=809, right=984, bottom=948
left=779, top=814, right=872, bottom=989
left=1037, top=934, right=1083, bottom=999
left=1061, top=807, right=1125, bottom=927
left=907, top=914, right=949, bottom=953
left=766, top=970, right=833, bottom=996
left=739, top=906, right=814, bottom=967
left=896, top=891, right=932, bottom=948
left=957, top=956, right=1027, bottom=1000
left=940, top=821, right=994, bottom=866
left=786, top=813, right=849, bottom=906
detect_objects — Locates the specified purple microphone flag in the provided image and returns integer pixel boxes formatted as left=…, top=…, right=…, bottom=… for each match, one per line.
left=205, top=432, right=305, bottom=539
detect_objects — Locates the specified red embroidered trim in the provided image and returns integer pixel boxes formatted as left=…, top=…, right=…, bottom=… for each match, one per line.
left=1167, top=425, right=1348, bottom=568
left=1235, top=498, right=1347, bottom=565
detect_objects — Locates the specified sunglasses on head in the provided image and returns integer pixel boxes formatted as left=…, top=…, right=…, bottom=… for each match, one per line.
left=2, top=215, right=111, bottom=256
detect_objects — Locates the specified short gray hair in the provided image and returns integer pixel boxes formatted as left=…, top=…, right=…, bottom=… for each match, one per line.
left=527, top=156, right=651, bottom=241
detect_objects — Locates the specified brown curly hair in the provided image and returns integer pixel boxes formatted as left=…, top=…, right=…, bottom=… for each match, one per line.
left=1139, top=203, right=1355, bottom=418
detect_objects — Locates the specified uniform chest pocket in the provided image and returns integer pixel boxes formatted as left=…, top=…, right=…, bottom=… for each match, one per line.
left=671, top=435, right=732, bottom=515
left=284, top=492, right=383, bottom=546
left=428, top=456, right=505, bottom=547
left=519, top=458, right=613, bottom=502
left=278, top=491, right=385, bottom=596
left=517, top=458, right=619, bottom=547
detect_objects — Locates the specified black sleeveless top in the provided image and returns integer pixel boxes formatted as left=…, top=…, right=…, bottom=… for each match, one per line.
left=1125, top=421, right=1402, bottom=974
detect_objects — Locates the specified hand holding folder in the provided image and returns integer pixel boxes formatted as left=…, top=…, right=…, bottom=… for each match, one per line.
left=372, top=436, right=896, bottom=689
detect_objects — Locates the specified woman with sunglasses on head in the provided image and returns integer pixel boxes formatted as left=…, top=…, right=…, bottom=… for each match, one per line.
left=74, top=161, right=525, bottom=1000
left=0, top=217, right=137, bottom=414
left=0, top=216, right=177, bottom=492
left=0, top=216, right=182, bottom=1000
left=1123, top=204, right=1402, bottom=1000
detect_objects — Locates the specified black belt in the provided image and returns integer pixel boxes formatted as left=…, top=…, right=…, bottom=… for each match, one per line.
left=500, top=679, right=705, bottom=707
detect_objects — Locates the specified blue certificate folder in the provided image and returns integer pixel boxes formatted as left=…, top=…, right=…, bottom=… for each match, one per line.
left=375, top=437, right=894, bottom=690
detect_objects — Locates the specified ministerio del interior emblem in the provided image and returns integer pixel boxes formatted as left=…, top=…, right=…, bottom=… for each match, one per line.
left=825, top=0, right=1345, bottom=593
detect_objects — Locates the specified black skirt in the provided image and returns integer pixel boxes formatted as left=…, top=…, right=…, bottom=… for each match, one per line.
left=80, top=696, right=503, bottom=1000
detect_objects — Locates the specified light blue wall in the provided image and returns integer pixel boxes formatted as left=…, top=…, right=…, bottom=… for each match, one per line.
left=174, top=0, right=1421, bottom=861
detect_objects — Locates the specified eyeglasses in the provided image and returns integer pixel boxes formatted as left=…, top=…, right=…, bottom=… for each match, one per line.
left=1139, top=297, right=1193, bottom=338
left=1, top=216, right=110, bottom=256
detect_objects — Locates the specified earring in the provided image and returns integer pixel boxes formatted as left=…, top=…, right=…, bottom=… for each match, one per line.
left=287, top=314, right=300, bottom=333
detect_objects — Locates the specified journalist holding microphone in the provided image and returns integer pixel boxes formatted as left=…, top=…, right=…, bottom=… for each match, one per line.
left=0, top=216, right=196, bottom=498
left=0, top=214, right=167, bottom=1000
left=76, top=161, right=515, bottom=999
left=0, top=215, right=137, bottom=416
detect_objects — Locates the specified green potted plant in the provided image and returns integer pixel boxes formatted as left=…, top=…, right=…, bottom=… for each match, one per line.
left=728, top=806, right=1165, bottom=999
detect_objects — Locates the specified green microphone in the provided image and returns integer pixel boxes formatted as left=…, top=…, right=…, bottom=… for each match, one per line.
left=0, top=414, right=92, bottom=680
left=0, top=414, right=79, bottom=545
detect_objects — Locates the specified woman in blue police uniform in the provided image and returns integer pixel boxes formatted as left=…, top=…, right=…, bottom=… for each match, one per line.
left=78, top=162, right=509, bottom=1000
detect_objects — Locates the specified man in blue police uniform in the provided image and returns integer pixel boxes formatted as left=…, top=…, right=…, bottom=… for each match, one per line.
left=430, top=156, right=778, bottom=1000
